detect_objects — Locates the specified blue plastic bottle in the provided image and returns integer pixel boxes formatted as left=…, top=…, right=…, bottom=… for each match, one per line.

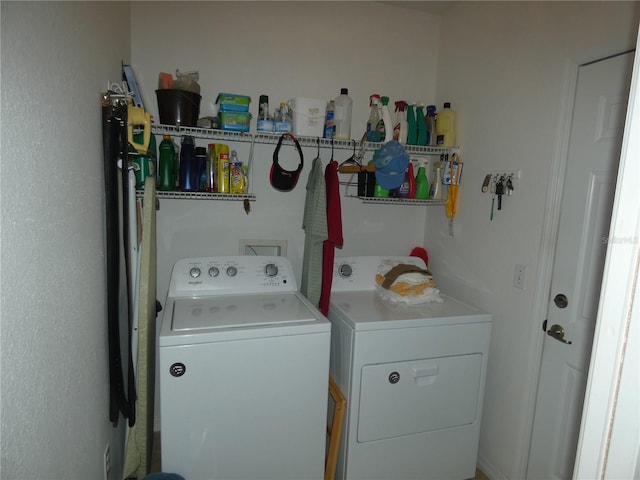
left=195, top=147, right=208, bottom=191
left=179, top=135, right=197, bottom=191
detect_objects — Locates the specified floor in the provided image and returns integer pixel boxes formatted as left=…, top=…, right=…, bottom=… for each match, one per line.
left=149, top=432, right=491, bottom=480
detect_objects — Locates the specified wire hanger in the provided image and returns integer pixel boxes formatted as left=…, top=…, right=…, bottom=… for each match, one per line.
left=338, top=139, right=361, bottom=169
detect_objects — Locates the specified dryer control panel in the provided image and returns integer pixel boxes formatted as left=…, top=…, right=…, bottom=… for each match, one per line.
left=168, top=255, right=296, bottom=297
left=332, top=256, right=425, bottom=292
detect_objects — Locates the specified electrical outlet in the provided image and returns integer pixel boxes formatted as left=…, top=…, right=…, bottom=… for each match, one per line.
left=513, top=264, right=527, bottom=290
left=104, top=443, right=111, bottom=480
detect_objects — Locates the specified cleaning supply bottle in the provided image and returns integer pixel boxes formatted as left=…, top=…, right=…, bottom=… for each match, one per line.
left=207, top=143, right=217, bottom=192
left=274, top=102, right=291, bottom=133
left=416, top=103, right=427, bottom=146
left=333, top=88, right=353, bottom=140
left=436, top=102, right=456, bottom=147
left=179, top=135, right=197, bottom=191
left=425, top=105, right=437, bottom=146
left=380, top=96, right=393, bottom=143
left=195, top=146, right=208, bottom=191
left=324, top=99, right=335, bottom=139
left=366, top=94, right=382, bottom=142
left=158, top=134, right=175, bottom=191
left=256, top=95, right=273, bottom=133
left=406, top=102, right=418, bottom=145
left=230, top=158, right=246, bottom=194
left=396, top=162, right=416, bottom=198
left=415, top=162, right=429, bottom=199
left=393, top=100, right=408, bottom=144
left=429, top=161, right=443, bottom=200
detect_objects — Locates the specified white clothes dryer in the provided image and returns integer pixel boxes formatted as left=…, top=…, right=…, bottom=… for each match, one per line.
left=159, top=256, right=330, bottom=480
left=328, top=256, right=492, bottom=480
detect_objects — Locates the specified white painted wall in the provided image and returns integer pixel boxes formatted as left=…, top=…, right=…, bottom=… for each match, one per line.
left=130, top=1, right=443, bottom=304
left=0, top=3, right=130, bottom=479
left=431, top=2, right=640, bottom=479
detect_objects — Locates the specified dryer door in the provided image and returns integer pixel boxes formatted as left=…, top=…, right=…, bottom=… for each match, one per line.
left=357, top=354, right=483, bottom=442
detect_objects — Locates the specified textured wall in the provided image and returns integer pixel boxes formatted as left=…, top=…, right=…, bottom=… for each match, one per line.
left=1, top=2, right=130, bottom=479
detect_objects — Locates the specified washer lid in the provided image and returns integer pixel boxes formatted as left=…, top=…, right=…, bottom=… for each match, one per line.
left=172, top=292, right=319, bottom=331
left=328, top=291, right=491, bottom=330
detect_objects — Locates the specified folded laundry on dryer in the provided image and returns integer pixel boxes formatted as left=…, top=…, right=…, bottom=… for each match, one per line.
left=374, top=260, right=439, bottom=303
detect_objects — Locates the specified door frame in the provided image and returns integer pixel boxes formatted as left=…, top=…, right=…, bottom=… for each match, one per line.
left=514, top=49, right=636, bottom=478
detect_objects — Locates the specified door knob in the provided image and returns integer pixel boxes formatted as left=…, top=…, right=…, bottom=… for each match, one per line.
left=554, top=293, right=569, bottom=308
left=547, top=324, right=572, bottom=344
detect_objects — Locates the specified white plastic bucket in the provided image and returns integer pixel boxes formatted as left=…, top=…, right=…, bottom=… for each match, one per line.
left=288, top=98, right=327, bottom=137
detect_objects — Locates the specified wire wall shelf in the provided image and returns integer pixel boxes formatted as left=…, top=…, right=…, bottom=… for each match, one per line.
left=136, top=190, right=255, bottom=201
left=151, top=124, right=458, bottom=155
left=344, top=195, right=446, bottom=206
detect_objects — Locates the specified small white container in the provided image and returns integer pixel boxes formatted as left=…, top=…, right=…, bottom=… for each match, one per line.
left=288, top=98, right=327, bottom=137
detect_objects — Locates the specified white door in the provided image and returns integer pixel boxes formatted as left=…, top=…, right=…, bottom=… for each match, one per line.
left=526, top=52, right=634, bottom=480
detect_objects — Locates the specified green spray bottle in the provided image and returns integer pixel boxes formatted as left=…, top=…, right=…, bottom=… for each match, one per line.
left=416, top=103, right=428, bottom=146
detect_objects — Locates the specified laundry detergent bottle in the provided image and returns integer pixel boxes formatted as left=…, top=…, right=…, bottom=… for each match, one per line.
left=415, top=162, right=429, bottom=199
left=436, top=102, right=456, bottom=147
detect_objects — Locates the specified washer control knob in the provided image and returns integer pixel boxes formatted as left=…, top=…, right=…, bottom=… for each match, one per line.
left=189, top=267, right=201, bottom=278
left=338, top=264, right=353, bottom=278
left=208, top=266, right=220, bottom=277
left=264, top=263, right=279, bottom=277
left=226, top=266, right=238, bottom=277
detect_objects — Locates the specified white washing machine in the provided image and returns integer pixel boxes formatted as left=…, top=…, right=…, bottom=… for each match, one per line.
left=159, top=255, right=330, bottom=480
left=328, top=256, right=492, bottom=480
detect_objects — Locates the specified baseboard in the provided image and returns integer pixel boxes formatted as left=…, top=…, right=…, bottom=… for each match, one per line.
left=477, top=452, right=508, bottom=480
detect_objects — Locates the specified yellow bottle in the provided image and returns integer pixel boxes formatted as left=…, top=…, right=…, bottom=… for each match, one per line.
left=215, top=144, right=230, bottom=193
left=435, top=102, right=456, bottom=148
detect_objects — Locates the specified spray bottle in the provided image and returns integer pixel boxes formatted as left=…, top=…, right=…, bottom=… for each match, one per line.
left=406, top=102, right=418, bottom=145
left=380, top=96, right=393, bottom=143
left=416, top=103, right=428, bottom=146
left=393, top=100, right=408, bottom=144
left=366, top=94, right=382, bottom=142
